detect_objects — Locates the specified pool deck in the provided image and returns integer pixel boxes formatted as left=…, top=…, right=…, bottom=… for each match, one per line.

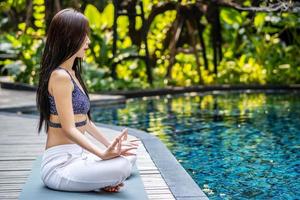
left=0, top=87, right=208, bottom=200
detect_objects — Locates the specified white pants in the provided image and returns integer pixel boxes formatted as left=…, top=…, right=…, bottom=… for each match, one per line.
left=40, top=143, right=137, bottom=192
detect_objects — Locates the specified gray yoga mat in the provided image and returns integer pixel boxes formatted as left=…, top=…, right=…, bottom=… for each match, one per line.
left=19, top=155, right=149, bottom=200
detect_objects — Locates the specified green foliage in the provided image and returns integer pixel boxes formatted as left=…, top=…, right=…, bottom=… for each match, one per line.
left=218, top=56, right=266, bottom=84
left=220, top=8, right=300, bottom=85
left=83, top=3, right=150, bottom=91
left=1, top=0, right=45, bottom=85
left=1, top=1, right=300, bottom=91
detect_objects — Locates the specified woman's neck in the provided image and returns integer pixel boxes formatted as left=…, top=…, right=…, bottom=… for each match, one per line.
left=60, top=56, right=76, bottom=71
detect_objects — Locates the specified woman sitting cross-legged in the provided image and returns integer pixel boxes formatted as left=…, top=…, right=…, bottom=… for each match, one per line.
left=36, top=8, right=140, bottom=193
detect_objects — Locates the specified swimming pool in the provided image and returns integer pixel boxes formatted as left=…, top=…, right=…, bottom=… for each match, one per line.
left=90, top=91, right=300, bottom=199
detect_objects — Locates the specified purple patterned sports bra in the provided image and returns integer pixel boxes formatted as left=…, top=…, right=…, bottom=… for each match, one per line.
left=47, top=66, right=90, bottom=128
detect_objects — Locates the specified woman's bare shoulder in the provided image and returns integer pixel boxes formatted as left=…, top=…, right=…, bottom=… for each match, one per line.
left=50, top=68, right=71, bottom=80
left=49, top=68, right=74, bottom=93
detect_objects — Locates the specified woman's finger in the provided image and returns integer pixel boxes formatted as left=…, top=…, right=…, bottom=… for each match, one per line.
left=117, top=128, right=128, bottom=141
left=129, top=141, right=139, bottom=146
left=122, top=142, right=139, bottom=147
left=123, top=128, right=128, bottom=141
left=117, top=138, right=122, bottom=155
left=121, top=140, right=138, bottom=145
left=129, top=139, right=140, bottom=142
left=128, top=139, right=139, bottom=143
left=122, top=146, right=138, bottom=153
left=117, top=136, right=121, bottom=152
left=122, top=143, right=135, bottom=147
left=121, top=152, right=137, bottom=156
left=108, top=137, right=119, bottom=150
left=120, top=128, right=128, bottom=141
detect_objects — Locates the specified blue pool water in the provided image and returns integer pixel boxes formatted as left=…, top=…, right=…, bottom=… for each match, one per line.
left=89, top=91, right=300, bottom=199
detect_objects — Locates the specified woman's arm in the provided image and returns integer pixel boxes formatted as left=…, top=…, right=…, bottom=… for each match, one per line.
left=85, top=119, right=140, bottom=148
left=85, top=118, right=111, bottom=148
left=51, top=70, right=105, bottom=158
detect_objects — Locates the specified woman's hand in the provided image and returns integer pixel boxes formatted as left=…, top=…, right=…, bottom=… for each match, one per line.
left=119, top=128, right=140, bottom=148
left=121, top=139, right=139, bottom=147
left=119, top=128, right=140, bottom=157
left=101, top=129, right=138, bottom=160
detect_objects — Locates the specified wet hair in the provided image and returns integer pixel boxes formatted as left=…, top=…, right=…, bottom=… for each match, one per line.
left=36, top=8, right=92, bottom=134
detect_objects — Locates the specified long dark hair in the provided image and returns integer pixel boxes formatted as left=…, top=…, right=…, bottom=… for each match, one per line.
left=36, top=8, right=92, bottom=134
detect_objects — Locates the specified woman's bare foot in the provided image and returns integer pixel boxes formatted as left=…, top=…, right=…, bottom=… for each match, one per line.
left=102, top=182, right=124, bottom=192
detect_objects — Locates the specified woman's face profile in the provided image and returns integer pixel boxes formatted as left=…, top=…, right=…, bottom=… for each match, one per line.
left=75, top=34, right=91, bottom=59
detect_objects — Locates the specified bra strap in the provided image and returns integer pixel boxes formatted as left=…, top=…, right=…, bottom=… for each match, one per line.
left=56, top=66, right=88, bottom=98
left=57, top=66, right=75, bottom=82
left=57, top=66, right=77, bottom=91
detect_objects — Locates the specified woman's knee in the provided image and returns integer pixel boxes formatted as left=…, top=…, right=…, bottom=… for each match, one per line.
left=124, top=154, right=137, bottom=167
left=103, top=159, right=131, bottom=187
left=102, top=157, right=131, bottom=182
left=115, top=157, right=132, bottom=180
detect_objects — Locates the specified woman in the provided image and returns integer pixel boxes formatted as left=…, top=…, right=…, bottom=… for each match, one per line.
left=36, top=8, right=139, bottom=193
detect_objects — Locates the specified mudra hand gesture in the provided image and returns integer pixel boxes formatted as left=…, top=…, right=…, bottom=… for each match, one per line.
left=119, top=128, right=140, bottom=147
left=102, top=128, right=139, bottom=160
